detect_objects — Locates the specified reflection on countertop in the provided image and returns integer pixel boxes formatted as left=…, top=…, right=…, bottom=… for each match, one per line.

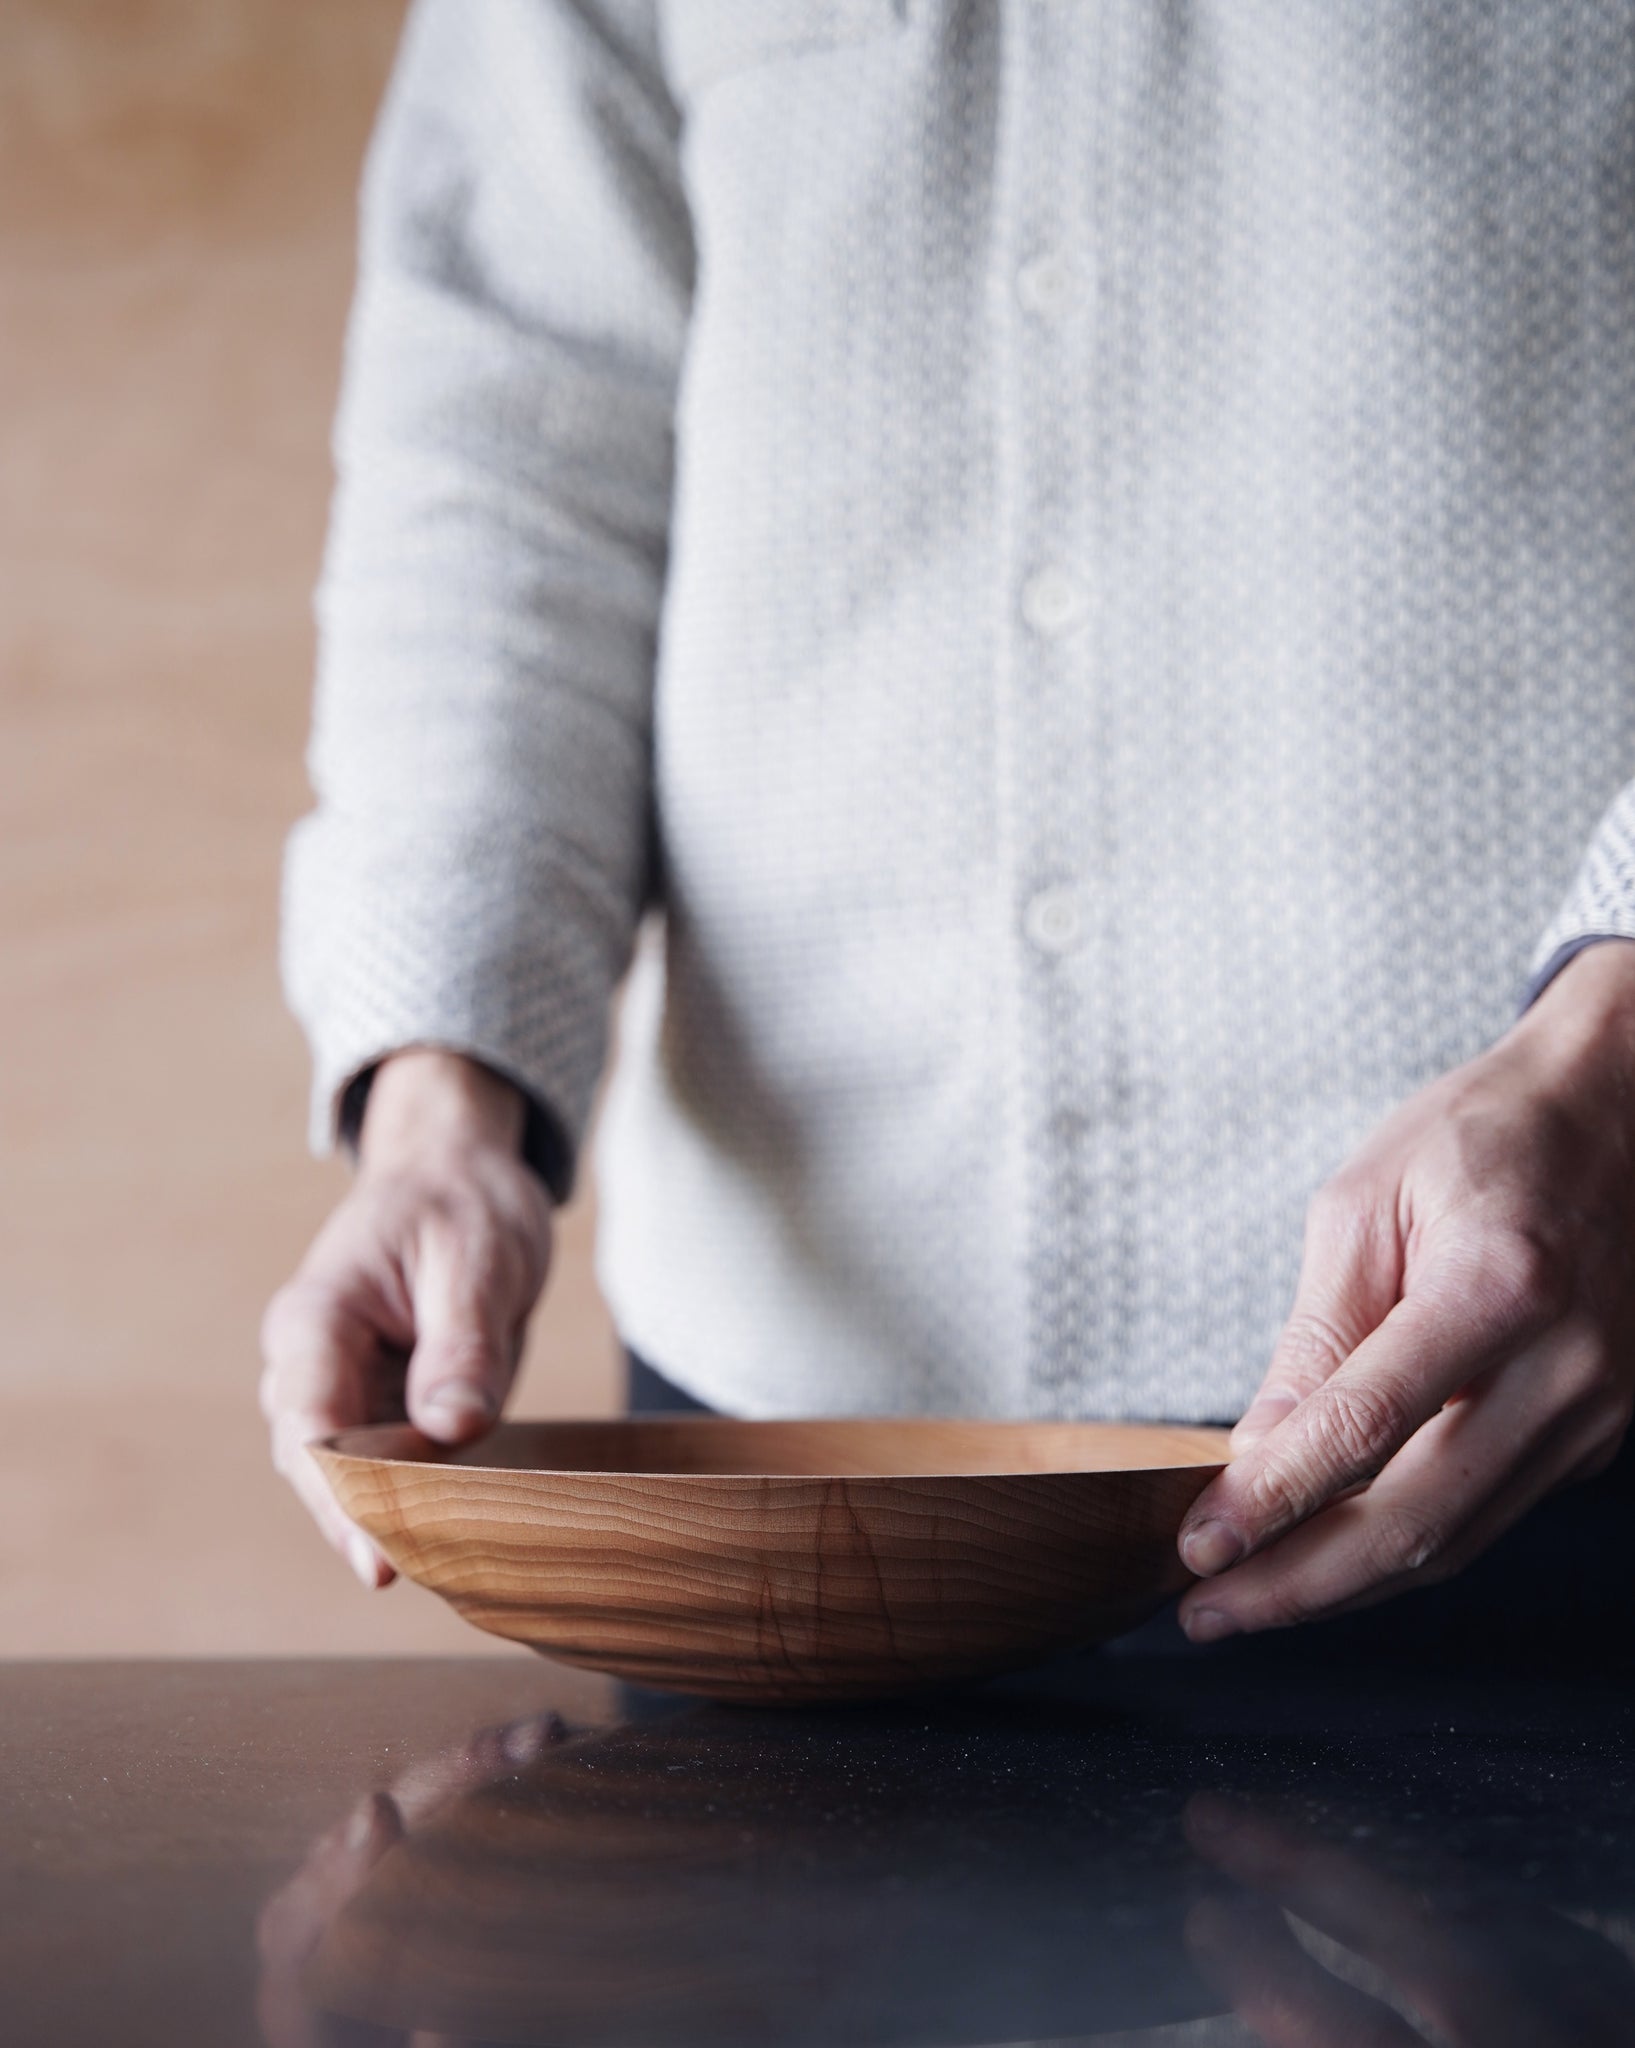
left=4, top=1654, right=1633, bottom=2046
left=281, top=1700, right=1218, bottom=2044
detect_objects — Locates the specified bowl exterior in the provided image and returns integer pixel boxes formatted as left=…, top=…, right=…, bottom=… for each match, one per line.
left=313, top=1449, right=1220, bottom=1702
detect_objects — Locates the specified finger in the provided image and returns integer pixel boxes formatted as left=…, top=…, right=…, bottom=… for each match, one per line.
left=1187, top=1798, right=1494, bottom=2040
left=386, top=1712, right=575, bottom=1828
left=261, top=1287, right=397, bottom=1588
left=1315, top=1356, right=1621, bottom=1620
left=403, top=1220, right=519, bottom=1442
left=268, top=1393, right=398, bottom=1587
left=1181, top=1244, right=1557, bottom=1579
left=1188, top=1794, right=1459, bottom=1965
left=1184, top=1890, right=1423, bottom=2048
left=1179, top=1323, right=1619, bottom=1636
left=255, top=1792, right=404, bottom=2048
left=1293, top=1422, right=1602, bottom=1627
left=1233, top=1185, right=1402, bottom=1452
left=1185, top=1796, right=1623, bottom=2048
left=258, top=1794, right=405, bottom=1963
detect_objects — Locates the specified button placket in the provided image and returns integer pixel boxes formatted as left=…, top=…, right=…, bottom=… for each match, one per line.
left=997, top=3, right=1125, bottom=1408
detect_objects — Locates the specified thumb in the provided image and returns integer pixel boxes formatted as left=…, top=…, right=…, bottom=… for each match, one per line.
left=404, top=1222, right=516, bottom=1443
left=1235, top=1179, right=1401, bottom=1452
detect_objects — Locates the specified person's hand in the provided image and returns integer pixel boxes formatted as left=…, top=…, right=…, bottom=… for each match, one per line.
left=255, top=1710, right=572, bottom=2048
left=259, top=1048, right=554, bottom=1586
left=1177, top=941, right=1635, bottom=1642
left=1183, top=1793, right=1635, bottom=2046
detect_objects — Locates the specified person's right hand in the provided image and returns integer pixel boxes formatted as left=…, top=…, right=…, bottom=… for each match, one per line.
left=1184, top=1792, right=1635, bottom=2047
left=259, top=1048, right=554, bottom=1587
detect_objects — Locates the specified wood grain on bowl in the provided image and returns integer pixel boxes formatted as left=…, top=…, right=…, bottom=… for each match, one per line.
left=311, top=1419, right=1231, bottom=1703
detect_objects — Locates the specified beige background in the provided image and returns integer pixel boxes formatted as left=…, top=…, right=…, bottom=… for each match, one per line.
left=0, top=0, right=623, bottom=1655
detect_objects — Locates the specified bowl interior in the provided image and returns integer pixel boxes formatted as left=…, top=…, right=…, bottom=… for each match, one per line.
left=321, top=1416, right=1232, bottom=1480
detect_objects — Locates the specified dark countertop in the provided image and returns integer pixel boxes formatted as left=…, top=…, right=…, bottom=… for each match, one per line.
left=4, top=1649, right=1633, bottom=2048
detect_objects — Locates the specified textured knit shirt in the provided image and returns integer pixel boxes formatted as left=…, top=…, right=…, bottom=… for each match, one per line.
left=284, top=0, right=1635, bottom=1423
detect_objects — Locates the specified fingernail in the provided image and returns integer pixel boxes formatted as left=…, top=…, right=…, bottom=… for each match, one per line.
left=1183, top=1606, right=1240, bottom=1644
left=345, top=1795, right=387, bottom=1852
left=348, top=1532, right=382, bottom=1587
left=422, top=1383, right=496, bottom=1434
left=502, top=1719, right=548, bottom=1769
left=1231, top=1395, right=1297, bottom=1448
left=1180, top=1519, right=1247, bottom=1576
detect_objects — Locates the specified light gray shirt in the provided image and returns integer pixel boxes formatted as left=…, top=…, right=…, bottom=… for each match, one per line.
left=284, top=0, right=1635, bottom=1421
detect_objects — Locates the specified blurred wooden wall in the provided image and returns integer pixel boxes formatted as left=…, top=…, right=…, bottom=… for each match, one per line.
left=0, top=0, right=622, bottom=1655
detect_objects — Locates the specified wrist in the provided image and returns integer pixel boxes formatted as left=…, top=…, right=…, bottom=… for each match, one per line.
left=357, top=1049, right=529, bottom=1173
left=1511, top=938, right=1635, bottom=1086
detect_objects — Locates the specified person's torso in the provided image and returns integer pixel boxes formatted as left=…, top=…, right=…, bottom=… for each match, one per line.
left=595, top=0, right=1635, bottom=1419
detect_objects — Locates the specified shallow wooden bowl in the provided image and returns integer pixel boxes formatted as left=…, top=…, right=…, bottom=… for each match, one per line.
left=313, top=1418, right=1230, bottom=1702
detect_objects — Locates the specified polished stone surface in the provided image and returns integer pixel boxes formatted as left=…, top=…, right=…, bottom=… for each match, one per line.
left=4, top=1652, right=1632, bottom=2047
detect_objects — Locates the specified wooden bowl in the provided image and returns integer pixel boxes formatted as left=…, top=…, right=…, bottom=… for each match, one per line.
left=313, top=1417, right=1230, bottom=1703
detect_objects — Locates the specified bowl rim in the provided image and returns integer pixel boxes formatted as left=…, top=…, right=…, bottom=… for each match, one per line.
left=312, top=1415, right=1235, bottom=1484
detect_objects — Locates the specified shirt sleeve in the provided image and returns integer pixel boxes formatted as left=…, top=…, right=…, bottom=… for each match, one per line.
left=1525, top=785, right=1635, bottom=1008
left=280, top=0, right=692, bottom=1204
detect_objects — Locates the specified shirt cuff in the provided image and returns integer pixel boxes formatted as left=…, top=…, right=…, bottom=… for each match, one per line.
left=1520, top=933, right=1635, bottom=1013
left=335, top=1056, right=574, bottom=1206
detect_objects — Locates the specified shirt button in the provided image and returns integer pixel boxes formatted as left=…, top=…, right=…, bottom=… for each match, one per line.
left=1021, top=566, right=1087, bottom=639
left=1016, top=250, right=1070, bottom=319
left=1023, top=884, right=1086, bottom=955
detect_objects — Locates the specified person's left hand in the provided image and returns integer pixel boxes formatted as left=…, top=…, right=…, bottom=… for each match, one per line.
left=255, top=1710, right=573, bottom=2048
left=1177, top=940, right=1635, bottom=1643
